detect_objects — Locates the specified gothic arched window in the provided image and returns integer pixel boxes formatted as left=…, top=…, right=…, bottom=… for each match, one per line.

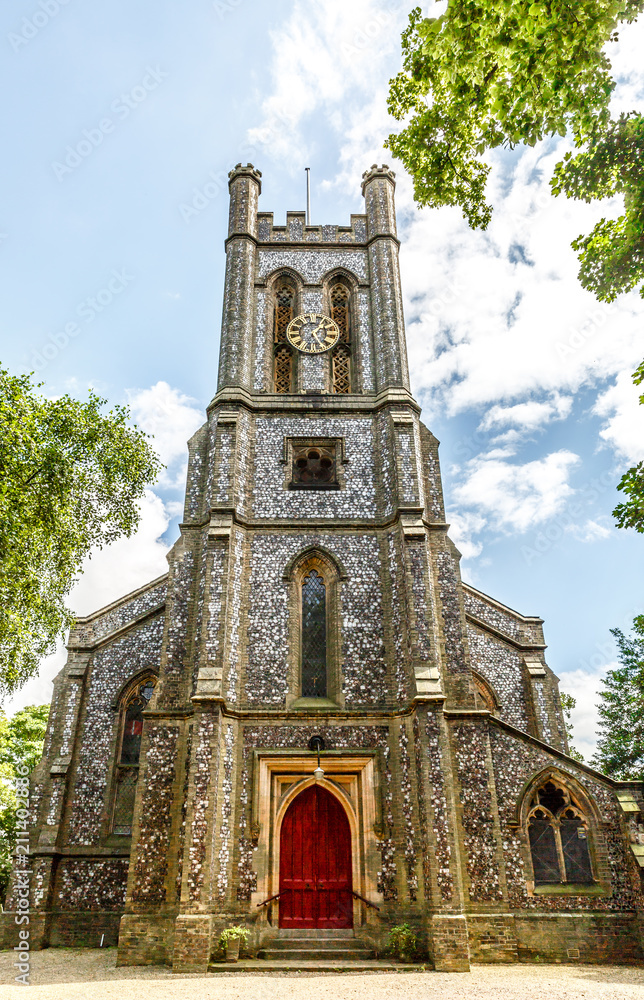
left=111, top=676, right=156, bottom=836
left=301, top=569, right=327, bottom=698
left=285, top=550, right=344, bottom=709
left=330, top=280, right=351, bottom=394
left=527, top=778, right=594, bottom=886
left=273, top=278, right=295, bottom=393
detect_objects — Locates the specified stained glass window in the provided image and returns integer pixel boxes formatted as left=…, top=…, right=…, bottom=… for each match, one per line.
left=560, top=810, right=593, bottom=883
left=120, top=696, right=146, bottom=765
left=112, top=770, right=139, bottom=836
left=301, top=569, right=327, bottom=698
left=527, top=779, right=593, bottom=886
left=112, top=678, right=156, bottom=836
left=529, top=813, right=561, bottom=884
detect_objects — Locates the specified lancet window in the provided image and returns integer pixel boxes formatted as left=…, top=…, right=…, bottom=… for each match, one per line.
left=301, top=569, right=327, bottom=698
left=111, top=676, right=156, bottom=836
left=330, top=279, right=351, bottom=394
left=527, top=778, right=594, bottom=886
left=273, top=278, right=295, bottom=393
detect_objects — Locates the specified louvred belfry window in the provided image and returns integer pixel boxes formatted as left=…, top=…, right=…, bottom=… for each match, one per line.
left=330, top=281, right=351, bottom=393
left=331, top=282, right=350, bottom=343
left=301, top=569, right=327, bottom=698
left=332, top=345, right=351, bottom=394
left=111, top=678, right=156, bottom=836
left=527, top=779, right=594, bottom=886
left=274, top=346, right=293, bottom=394
left=273, top=280, right=294, bottom=393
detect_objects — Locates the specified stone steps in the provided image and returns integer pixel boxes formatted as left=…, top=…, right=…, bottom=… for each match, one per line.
left=209, top=959, right=429, bottom=973
left=260, top=940, right=373, bottom=962
left=259, top=948, right=374, bottom=961
left=258, top=929, right=375, bottom=963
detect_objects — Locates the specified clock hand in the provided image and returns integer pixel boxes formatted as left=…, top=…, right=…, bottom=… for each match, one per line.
left=312, top=319, right=330, bottom=338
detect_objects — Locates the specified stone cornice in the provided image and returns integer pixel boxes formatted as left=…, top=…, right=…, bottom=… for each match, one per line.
left=463, top=582, right=544, bottom=626
left=206, top=385, right=421, bottom=416
left=67, top=603, right=166, bottom=653
left=488, top=714, right=643, bottom=791
left=179, top=507, right=448, bottom=535
left=465, top=612, right=547, bottom=653
left=186, top=696, right=446, bottom=720
left=224, top=235, right=398, bottom=252
left=71, top=574, right=168, bottom=627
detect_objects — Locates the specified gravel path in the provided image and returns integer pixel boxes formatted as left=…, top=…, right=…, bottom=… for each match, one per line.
left=1, top=949, right=644, bottom=999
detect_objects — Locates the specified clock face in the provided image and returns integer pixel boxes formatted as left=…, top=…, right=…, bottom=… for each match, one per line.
left=286, top=313, right=339, bottom=354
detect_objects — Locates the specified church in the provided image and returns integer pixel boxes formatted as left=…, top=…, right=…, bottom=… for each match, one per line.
left=4, top=163, right=644, bottom=972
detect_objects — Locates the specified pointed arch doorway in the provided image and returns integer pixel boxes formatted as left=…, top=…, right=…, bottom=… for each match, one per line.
left=279, top=784, right=353, bottom=929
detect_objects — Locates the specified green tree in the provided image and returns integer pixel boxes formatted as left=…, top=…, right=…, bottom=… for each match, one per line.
left=591, top=616, right=644, bottom=779
left=560, top=692, right=585, bottom=762
left=386, top=2, right=644, bottom=529
left=0, top=704, right=49, bottom=904
left=0, top=367, right=161, bottom=694
left=612, top=360, right=644, bottom=532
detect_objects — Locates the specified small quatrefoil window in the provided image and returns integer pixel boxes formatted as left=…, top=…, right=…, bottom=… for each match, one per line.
left=291, top=444, right=339, bottom=490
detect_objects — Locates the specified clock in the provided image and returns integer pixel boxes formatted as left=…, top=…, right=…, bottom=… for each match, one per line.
left=286, top=313, right=339, bottom=354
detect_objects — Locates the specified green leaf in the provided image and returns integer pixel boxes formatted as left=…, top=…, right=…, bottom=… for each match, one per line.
left=0, top=368, right=162, bottom=694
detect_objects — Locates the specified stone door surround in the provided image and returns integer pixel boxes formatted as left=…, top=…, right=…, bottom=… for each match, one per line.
left=250, top=751, right=382, bottom=928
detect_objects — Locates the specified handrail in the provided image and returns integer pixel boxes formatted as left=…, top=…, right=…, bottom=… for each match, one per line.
left=351, top=891, right=380, bottom=911
left=256, top=890, right=287, bottom=908
left=257, top=888, right=378, bottom=911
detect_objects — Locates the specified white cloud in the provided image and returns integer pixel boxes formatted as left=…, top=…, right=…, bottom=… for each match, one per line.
left=610, top=16, right=644, bottom=113
left=246, top=0, right=408, bottom=167
left=446, top=511, right=486, bottom=561
left=247, top=3, right=644, bottom=454
left=452, top=450, right=580, bottom=534
left=594, top=369, right=644, bottom=464
left=127, top=381, right=203, bottom=489
left=69, top=489, right=171, bottom=617
left=479, top=395, right=573, bottom=434
left=401, top=153, right=643, bottom=419
left=559, top=666, right=610, bottom=762
left=245, top=2, right=644, bottom=556
left=3, top=645, right=67, bottom=720
left=567, top=518, right=612, bottom=544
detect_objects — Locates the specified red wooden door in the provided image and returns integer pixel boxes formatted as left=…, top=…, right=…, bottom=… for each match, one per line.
left=279, top=784, right=353, bottom=928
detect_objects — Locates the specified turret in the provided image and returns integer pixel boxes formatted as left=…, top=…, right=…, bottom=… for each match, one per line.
left=227, top=162, right=262, bottom=237
left=216, top=164, right=262, bottom=391
left=361, top=165, right=410, bottom=392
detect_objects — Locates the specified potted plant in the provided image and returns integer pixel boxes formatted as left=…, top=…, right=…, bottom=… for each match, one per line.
left=388, top=923, right=417, bottom=963
left=219, top=925, right=249, bottom=963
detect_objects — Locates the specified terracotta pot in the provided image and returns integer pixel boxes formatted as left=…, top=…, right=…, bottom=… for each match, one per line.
left=225, top=937, right=241, bottom=963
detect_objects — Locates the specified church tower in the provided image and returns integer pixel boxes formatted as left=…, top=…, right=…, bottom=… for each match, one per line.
left=8, top=165, right=643, bottom=973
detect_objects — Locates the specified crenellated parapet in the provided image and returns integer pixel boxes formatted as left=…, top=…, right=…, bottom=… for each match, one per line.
left=256, top=212, right=367, bottom=244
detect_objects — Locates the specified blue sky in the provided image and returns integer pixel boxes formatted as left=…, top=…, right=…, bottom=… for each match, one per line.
left=2, top=0, right=644, bottom=758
